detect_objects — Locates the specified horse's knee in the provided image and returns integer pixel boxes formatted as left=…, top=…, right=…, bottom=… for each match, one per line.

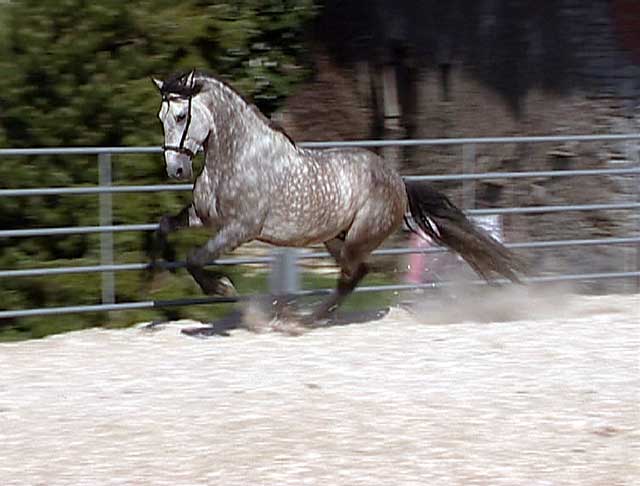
left=158, top=215, right=173, bottom=236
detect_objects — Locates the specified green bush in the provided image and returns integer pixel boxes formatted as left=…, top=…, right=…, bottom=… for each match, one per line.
left=0, top=0, right=317, bottom=340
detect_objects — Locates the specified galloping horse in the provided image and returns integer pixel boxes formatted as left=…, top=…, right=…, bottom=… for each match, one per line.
left=151, top=70, right=525, bottom=321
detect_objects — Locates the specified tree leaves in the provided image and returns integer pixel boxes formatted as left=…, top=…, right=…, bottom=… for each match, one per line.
left=0, top=0, right=317, bottom=336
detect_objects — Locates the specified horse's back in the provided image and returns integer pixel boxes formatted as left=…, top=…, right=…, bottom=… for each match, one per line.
left=312, top=146, right=406, bottom=206
left=257, top=146, right=406, bottom=247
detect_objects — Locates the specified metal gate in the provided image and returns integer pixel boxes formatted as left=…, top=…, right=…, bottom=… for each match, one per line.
left=1, top=134, right=639, bottom=319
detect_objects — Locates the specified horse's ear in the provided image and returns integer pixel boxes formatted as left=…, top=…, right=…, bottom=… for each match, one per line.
left=151, top=78, right=164, bottom=92
left=186, top=70, right=196, bottom=87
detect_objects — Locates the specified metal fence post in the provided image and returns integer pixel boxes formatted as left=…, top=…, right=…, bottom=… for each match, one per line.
left=99, top=153, right=115, bottom=305
left=634, top=143, right=640, bottom=293
left=269, top=248, right=300, bottom=297
left=462, top=143, right=477, bottom=209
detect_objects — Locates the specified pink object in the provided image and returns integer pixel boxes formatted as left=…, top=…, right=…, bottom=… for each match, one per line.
left=406, top=230, right=432, bottom=284
left=405, top=215, right=504, bottom=284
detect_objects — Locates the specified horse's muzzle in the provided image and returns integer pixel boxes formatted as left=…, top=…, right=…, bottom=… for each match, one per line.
left=166, top=160, right=193, bottom=181
left=164, top=144, right=195, bottom=180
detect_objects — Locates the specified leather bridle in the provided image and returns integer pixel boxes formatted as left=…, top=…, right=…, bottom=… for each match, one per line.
left=162, top=80, right=196, bottom=159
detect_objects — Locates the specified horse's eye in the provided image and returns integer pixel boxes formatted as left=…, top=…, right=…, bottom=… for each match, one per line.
left=176, top=113, right=187, bottom=122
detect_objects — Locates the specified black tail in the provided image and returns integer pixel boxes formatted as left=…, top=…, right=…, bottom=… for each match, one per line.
left=404, top=181, right=527, bottom=283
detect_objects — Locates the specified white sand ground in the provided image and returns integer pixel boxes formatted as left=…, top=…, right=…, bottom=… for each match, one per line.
left=0, top=292, right=638, bottom=486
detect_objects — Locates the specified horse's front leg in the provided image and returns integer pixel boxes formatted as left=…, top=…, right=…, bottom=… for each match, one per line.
left=149, top=204, right=198, bottom=270
left=186, top=221, right=257, bottom=297
left=143, top=204, right=200, bottom=292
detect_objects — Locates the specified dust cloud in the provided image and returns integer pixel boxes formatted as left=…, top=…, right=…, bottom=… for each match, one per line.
left=402, top=282, right=622, bottom=325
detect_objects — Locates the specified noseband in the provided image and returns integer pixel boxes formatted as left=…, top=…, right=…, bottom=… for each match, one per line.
left=162, top=91, right=196, bottom=159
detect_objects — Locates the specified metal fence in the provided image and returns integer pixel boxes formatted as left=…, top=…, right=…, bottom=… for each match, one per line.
left=1, top=134, right=639, bottom=319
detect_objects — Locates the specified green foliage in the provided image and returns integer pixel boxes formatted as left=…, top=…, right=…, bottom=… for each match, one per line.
left=0, top=0, right=317, bottom=339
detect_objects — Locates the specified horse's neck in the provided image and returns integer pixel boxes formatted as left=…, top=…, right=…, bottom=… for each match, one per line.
left=202, top=86, right=294, bottom=175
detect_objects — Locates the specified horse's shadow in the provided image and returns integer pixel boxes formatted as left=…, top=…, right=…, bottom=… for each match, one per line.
left=147, top=306, right=391, bottom=338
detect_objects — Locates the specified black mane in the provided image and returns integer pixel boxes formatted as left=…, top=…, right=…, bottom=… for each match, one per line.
left=160, top=70, right=296, bottom=147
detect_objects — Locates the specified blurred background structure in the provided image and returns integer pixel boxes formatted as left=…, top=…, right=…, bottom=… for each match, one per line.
left=0, top=1, right=638, bottom=339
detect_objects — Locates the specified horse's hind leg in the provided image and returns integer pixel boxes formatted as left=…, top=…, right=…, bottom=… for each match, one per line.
left=309, top=238, right=370, bottom=322
left=310, top=191, right=404, bottom=323
left=309, top=262, right=369, bottom=322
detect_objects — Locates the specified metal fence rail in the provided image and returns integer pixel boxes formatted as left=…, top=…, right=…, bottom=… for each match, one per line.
left=1, top=202, right=639, bottom=239
left=2, top=167, right=640, bottom=197
left=1, top=133, right=639, bottom=157
left=1, top=133, right=638, bottom=320
left=2, top=236, right=639, bottom=279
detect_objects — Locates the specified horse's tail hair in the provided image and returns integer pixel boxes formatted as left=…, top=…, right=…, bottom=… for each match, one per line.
left=404, top=181, right=528, bottom=283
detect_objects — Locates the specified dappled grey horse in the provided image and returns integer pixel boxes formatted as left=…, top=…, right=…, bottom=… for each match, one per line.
left=151, top=70, right=525, bottom=321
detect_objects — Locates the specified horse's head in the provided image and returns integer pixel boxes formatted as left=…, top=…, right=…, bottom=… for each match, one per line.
left=153, top=71, right=210, bottom=181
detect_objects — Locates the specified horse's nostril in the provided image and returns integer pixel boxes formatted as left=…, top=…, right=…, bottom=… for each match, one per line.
left=176, top=167, right=183, bottom=177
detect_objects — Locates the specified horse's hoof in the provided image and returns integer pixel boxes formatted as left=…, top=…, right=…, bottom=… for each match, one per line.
left=195, top=273, right=238, bottom=297
left=213, top=276, right=237, bottom=297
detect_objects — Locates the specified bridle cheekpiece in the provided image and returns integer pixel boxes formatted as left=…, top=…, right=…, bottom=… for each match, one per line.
left=162, top=75, right=196, bottom=159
